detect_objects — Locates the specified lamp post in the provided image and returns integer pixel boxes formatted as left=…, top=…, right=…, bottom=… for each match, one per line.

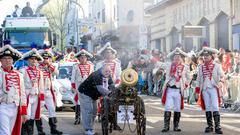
left=68, top=0, right=85, bottom=49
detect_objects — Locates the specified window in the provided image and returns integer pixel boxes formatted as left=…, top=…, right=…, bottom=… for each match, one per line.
left=127, top=10, right=134, bottom=22
left=114, top=5, right=116, bottom=20
left=97, top=12, right=100, bottom=20
left=144, top=2, right=152, bottom=16
left=102, top=9, right=105, bottom=23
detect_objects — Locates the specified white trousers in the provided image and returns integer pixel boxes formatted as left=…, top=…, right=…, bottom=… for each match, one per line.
left=0, top=103, right=18, bottom=135
left=165, top=88, right=181, bottom=112
left=202, top=87, right=219, bottom=112
left=27, top=95, right=39, bottom=119
left=45, top=94, right=56, bottom=118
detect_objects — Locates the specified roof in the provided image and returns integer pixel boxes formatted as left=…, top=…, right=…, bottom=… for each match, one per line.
left=59, top=62, right=78, bottom=67
left=145, top=0, right=175, bottom=13
left=4, top=17, right=49, bottom=30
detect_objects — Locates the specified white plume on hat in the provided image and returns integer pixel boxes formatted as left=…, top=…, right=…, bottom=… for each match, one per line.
left=22, top=49, right=43, bottom=61
left=38, top=49, right=54, bottom=58
left=97, top=42, right=117, bottom=55
left=167, top=47, right=188, bottom=59
left=198, top=46, right=219, bottom=56
left=75, top=49, right=93, bottom=58
left=0, top=44, right=22, bottom=60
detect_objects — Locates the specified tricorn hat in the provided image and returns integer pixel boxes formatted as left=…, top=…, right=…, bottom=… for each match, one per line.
left=97, top=42, right=117, bottom=55
left=22, top=48, right=43, bottom=61
left=75, top=49, right=93, bottom=58
left=167, top=47, right=188, bottom=60
left=0, top=45, right=22, bottom=61
left=38, top=49, right=54, bottom=58
left=198, top=46, right=219, bottom=56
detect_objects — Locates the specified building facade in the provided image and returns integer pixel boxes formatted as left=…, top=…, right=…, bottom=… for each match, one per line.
left=66, top=0, right=89, bottom=50
left=233, top=0, right=240, bottom=50
left=146, top=0, right=234, bottom=52
left=89, top=0, right=154, bottom=50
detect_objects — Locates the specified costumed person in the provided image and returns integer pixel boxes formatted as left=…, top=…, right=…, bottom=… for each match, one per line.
left=64, top=52, right=78, bottom=62
left=0, top=45, right=28, bottom=135
left=195, top=47, right=224, bottom=134
left=96, top=42, right=122, bottom=85
left=78, top=64, right=114, bottom=135
left=20, top=49, right=45, bottom=135
left=71, top=49, right=94, bottom=125
left=95, top=42, right=122, bottom=126
left=161, top=47, right=190, bottom=132
left=38, top=49, right=62, bottom=134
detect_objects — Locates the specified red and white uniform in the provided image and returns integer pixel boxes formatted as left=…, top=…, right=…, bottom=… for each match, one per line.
left=196, top=61, right=224, bottom=111
left=20, top=66, right=44, bottom=120
left=96, top=59, right=122, bottom=85
left=161, top=62, right=190, bottom=112
left=0, top=67, right=27, bottom=135
left=38, top=63, right=58, bottom=117
left=71, top=62, right=94, bottom=104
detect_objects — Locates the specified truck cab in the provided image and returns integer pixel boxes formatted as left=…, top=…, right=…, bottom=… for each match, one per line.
left=1, top=16, right=51, bottom=53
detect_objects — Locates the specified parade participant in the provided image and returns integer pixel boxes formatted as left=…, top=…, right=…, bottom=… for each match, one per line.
left=161, top=47, right=190, bottom=132
left=96, top=42, right=122, bottom=85
left=195, top=47, right=224, bottom=134
left=20, top=49, right=45, bottom=135
left=0, top=45, right=28, bottom=135
left=78, top=64, right=114, bottom=135
left=38, top=49, right=62, bottom=134
left=96, top=43, right=122, bottom=129
left=22, top=2, right=33, bottom=17
left=64, top=52, right=78, bottom=62
left=12, top=4, right=21, bottom=17
left=71, top=49, right=94, bottom=125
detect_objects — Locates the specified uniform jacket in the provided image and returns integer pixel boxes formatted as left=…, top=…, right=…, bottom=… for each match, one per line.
left=71, top=61, right=94, bottom=90
left=161, top=62, right=191, bottom=109
left=20, top=66, right=45, bottom=119
left=38, top=63, right=58, bottom=104
left=0, top=67, right=27, bottom=135
left=196, top=62, right=224, bottom=110
left=95, top=59, right=122, bottom=84
left=71, top=62, right=94, bottom=104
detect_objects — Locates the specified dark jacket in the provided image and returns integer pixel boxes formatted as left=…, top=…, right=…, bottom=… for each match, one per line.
left=22, top=6, right=33, bottom=17
left=78, top=69, right=114, bottom=100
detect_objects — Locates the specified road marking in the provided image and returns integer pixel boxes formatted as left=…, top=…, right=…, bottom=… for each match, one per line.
left=147, top=105, right=240, bottom=133
left=146, top=125, right=154, bottom=129
left=222, top=124, right=240, bottom=133
left=41, top=114, right=48, bottom=122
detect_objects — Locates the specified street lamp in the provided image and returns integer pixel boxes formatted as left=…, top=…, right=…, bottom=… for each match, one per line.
left=68, top=0, right=86, bottom=49
left=69, top=0, right=85, bottom=18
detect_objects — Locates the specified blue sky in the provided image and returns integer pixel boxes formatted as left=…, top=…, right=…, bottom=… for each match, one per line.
left=0, top=0, right=42, bottom=26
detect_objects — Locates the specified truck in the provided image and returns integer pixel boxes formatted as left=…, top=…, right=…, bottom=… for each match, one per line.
left=0, top=16, right=55, bottom=53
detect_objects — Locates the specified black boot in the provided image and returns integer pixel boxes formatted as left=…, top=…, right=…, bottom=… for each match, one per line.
left=49, top=117, right=63, bottom=134
left=205, top=111, right=213, bottom=133
left=213, top=111, right=223, bottom=134
left=28, top=119, right=34, bottom=135
left=173, top=112, right=181, bottom=132
left=21, top=121, right=29, bottom=135
left=36, top=118, right=46, bottom=135
left=162, top=111, right=171, bottom=132
left=74, top=105, right=81, bottom=125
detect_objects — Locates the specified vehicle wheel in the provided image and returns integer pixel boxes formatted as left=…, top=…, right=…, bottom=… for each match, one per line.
left=135, top=97, right=146, bottom=135
left=71, top=106, right=75, bottom=111
left=56, top=107, right=63, bottom=112
left=101, top=97, right=109, bottom=135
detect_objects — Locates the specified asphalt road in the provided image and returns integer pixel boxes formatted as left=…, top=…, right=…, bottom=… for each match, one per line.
left=35, top=95, right=240, bottom=135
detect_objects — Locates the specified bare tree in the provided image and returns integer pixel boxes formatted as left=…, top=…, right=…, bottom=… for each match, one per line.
left=41, top=0, right=69, bottom=51
left=35, top=0, right=50, bottom=14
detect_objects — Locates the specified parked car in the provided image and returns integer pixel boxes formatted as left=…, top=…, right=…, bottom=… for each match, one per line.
left=53, top=62, right=78, bottom=111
